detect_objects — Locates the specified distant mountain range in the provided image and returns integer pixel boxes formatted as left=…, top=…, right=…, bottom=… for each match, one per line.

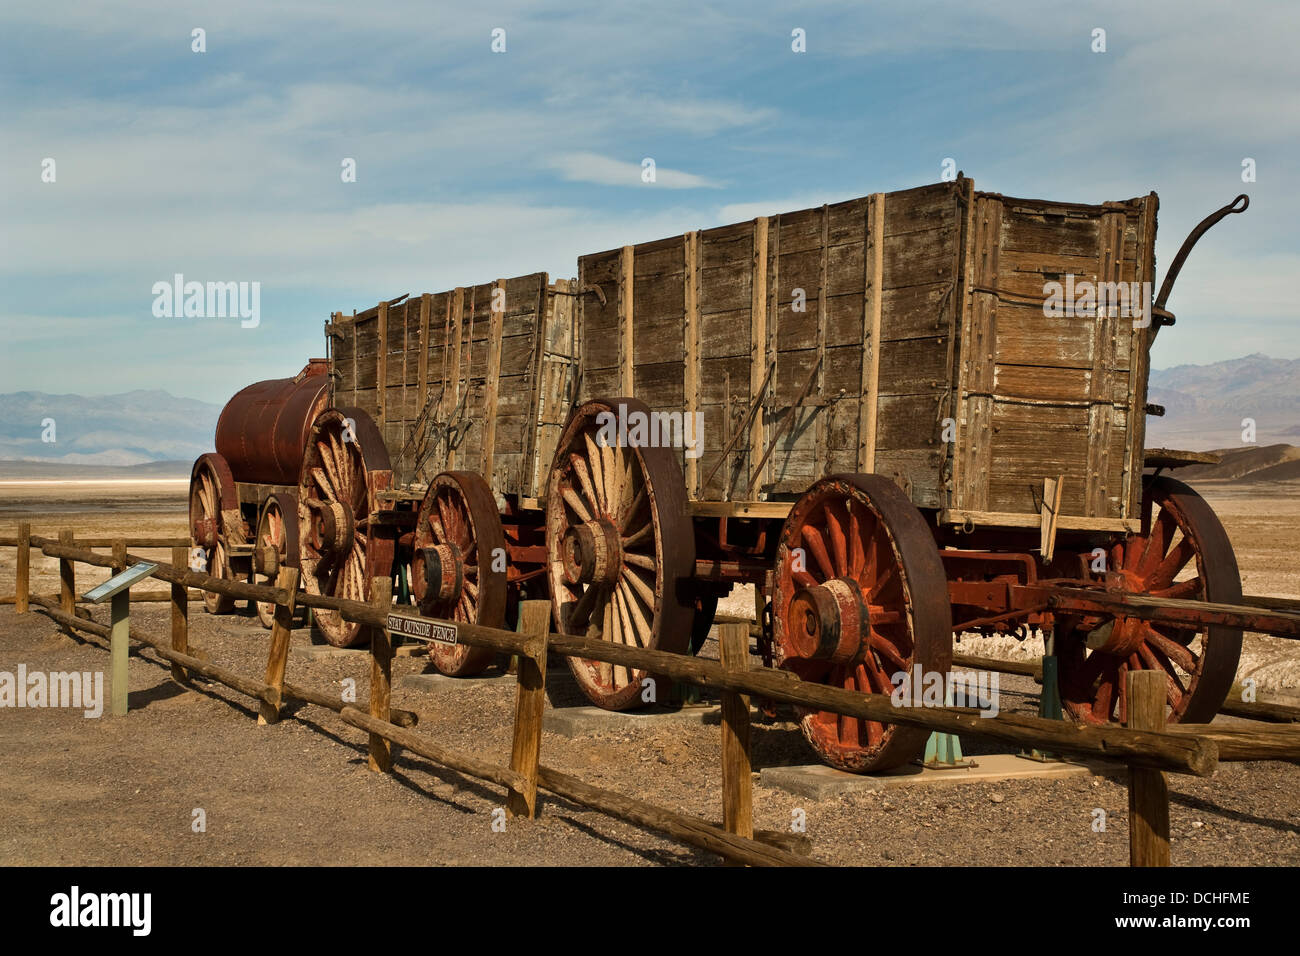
left=1176, top=444, right=1300, bottom=483
left=0, top=390, right=220, bottom=468
left=1146, top=354, right=1300, bottom=451
left=0, top=353, right=1294, bottom=477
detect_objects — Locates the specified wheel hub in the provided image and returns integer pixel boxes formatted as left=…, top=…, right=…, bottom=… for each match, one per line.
left=787, top=577, right=870, bottom=665
left=1085, top=568, right=1149, bottom=655
left=412, top=543, right=464, bottom=603
left=308, top=498, right=355, bottom=554
left=561, top=519, right=622, bottom=586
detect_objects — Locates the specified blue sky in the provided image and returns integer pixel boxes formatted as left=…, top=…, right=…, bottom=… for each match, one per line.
left=2, top=1, right=1296, bottom=404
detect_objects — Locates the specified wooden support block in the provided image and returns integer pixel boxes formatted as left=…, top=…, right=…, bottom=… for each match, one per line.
left=59, top=529, right=75, bottom=617
left=618, top=246, right=635, bottom=397
left=748, top=218, right=768, bottom=486
left=683, top=232, right=701, bottom=498
left=719, top=622, right=753, bottom=842
left=376, top=300, right=388, bottom=427
left=1126, top=670, right=1171, bottom=867
left=1040, top=475, right=1063, bottom=561
left=858, top=194, right=885, bottom=472
left=258, top=567, right=300, bottom=725
left=112, top=538, right=127, bottom=574
left=481, top=279, right=505, bottom=479
left=507, top=600, right=552, bottom=818
left=15, top=521, right=29, bottom=614
left=170, top=546, right=190, bottom=683
left=368, top=576, right=395, bottom=772
left=110, top=590, right=129, bottom=717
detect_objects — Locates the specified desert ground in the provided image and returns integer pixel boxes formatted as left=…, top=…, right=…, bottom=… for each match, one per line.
left=0, top=479, right=1297, bottom=866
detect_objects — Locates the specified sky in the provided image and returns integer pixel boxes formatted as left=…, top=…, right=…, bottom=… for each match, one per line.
left=2, top=1, right=1297, bottom=404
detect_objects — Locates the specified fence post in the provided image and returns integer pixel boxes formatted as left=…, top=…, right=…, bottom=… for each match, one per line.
left=368, top=576, right=394, bottom=772
left=15, top=522, right=30, bottom=614
left=58, top=529, right=75, bottom=617
left=258, top=566, right=300, bottom=725
left=1126, top=670, right=1171, bottom=867
left=719, top=622, right=753, bottom=841
left=507, top=600, right=551, bottom=819
left=170, top=546, right=190, bottom=683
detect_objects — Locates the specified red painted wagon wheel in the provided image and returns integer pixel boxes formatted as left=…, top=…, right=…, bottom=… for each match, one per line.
left=411, top=472, right=508, bottom=677
left=1059, top=475, right=1242, bottom=726
left=297, top=408, right=394, bottom=647
left=773, top=474, right=952, bottom=773
left=189, top=453, right=241, bottom=615
left=545, top=397, right=696, bottom=711
left=254, top=492, right=298, bottom=628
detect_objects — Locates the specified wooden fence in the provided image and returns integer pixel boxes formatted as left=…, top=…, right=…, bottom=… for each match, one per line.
left=7, top=521, right=1300, bottom=867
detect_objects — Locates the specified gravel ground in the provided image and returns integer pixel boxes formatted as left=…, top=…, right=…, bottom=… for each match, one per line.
left=1, top=601, right=1297, bottom=867
left=0, top=481, right=1297, bottom=867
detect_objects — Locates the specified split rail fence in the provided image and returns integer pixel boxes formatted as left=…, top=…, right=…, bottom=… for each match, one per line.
left=6, top=520, right=1300, bottom=867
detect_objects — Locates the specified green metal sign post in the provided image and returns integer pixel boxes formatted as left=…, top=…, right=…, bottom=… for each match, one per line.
left=83, top=562, right=158, bottom=717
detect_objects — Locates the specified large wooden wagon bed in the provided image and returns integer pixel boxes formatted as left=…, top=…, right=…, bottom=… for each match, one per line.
left=575, top=178, right=1155, bottom=531
left=190, top=177, right=1262, bottom=773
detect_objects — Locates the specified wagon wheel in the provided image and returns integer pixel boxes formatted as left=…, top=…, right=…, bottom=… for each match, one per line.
left=772, top=474, right=952, bottom=773
left=189, top=453, right=242, bottom=614
left=1058, top=475, right=1242, bottom=726
left=297, top=408, right=394, bottom=647
left=411, top=472, right=508, bottom=677
left=254, top=492, right=298, bottom=628
left=545, top=397, right=696, bottom=711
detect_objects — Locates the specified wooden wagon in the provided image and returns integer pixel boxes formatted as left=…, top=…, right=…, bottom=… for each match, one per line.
left=192, top=177, right=1265, bottom=773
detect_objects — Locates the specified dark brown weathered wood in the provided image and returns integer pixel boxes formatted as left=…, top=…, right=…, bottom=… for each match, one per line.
left=258, top=566, right=300, bottom=725
left=719, top=623, right=753, bottom=841
left=291, top=584, right=1217, bottom=775
left=507, top=600, right=551, bottom=818
left=1164, top=723, right=1300, bottom=760
left=535, top=765, right=816, bottom=868
left=0, top=535, right=188, bottom=549
left=1126, top=670, right=1171, bottom=866
left=170, top=546, right=190, bottom=683
left=2, top=590, right=196, bottom=606
left=15, top=521, right=29, bottom=614
left=58, top=530, right=75, bottom=616
left=367, top=576, right=394, bottom=772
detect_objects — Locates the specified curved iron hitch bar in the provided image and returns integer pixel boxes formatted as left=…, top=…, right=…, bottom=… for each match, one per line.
left=1149, top=193, right=1249, bottom=341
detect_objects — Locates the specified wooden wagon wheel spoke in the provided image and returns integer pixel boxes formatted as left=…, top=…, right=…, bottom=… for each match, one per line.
left=254, top=493, right=298, bottom=629
left=546, top=398, right=695, bottom=711
left=297, top=408, right=393, bottom=647
left=570, top=452, right=601, bottom=516
left=189, top=454, right=238, bottom=615
left=1060, top=476, right=1242, bottom=726
left=773, top=473, right=951, bottom=773
left=411, top=472, right=507, bottom=677
left=1151, top=576, right=1202, bottom=600
left=622, top=521, right=653, bottom=549
left=800, top=524, right=837, bottom=581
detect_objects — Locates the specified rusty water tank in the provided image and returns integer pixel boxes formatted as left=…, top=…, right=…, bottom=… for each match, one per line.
left=215, top=359, right=331, bottom=485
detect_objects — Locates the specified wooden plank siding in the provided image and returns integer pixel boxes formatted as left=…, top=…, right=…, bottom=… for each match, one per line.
left=325, top=273, right=579, bottom=500
left=575, top=179, right=1156, bottom=531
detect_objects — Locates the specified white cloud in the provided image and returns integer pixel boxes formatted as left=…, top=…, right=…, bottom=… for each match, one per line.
left=547, top=152, right=722, bottom=189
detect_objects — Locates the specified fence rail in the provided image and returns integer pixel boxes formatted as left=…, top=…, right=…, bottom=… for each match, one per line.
left=8, top=521, right=1300, bottom=867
